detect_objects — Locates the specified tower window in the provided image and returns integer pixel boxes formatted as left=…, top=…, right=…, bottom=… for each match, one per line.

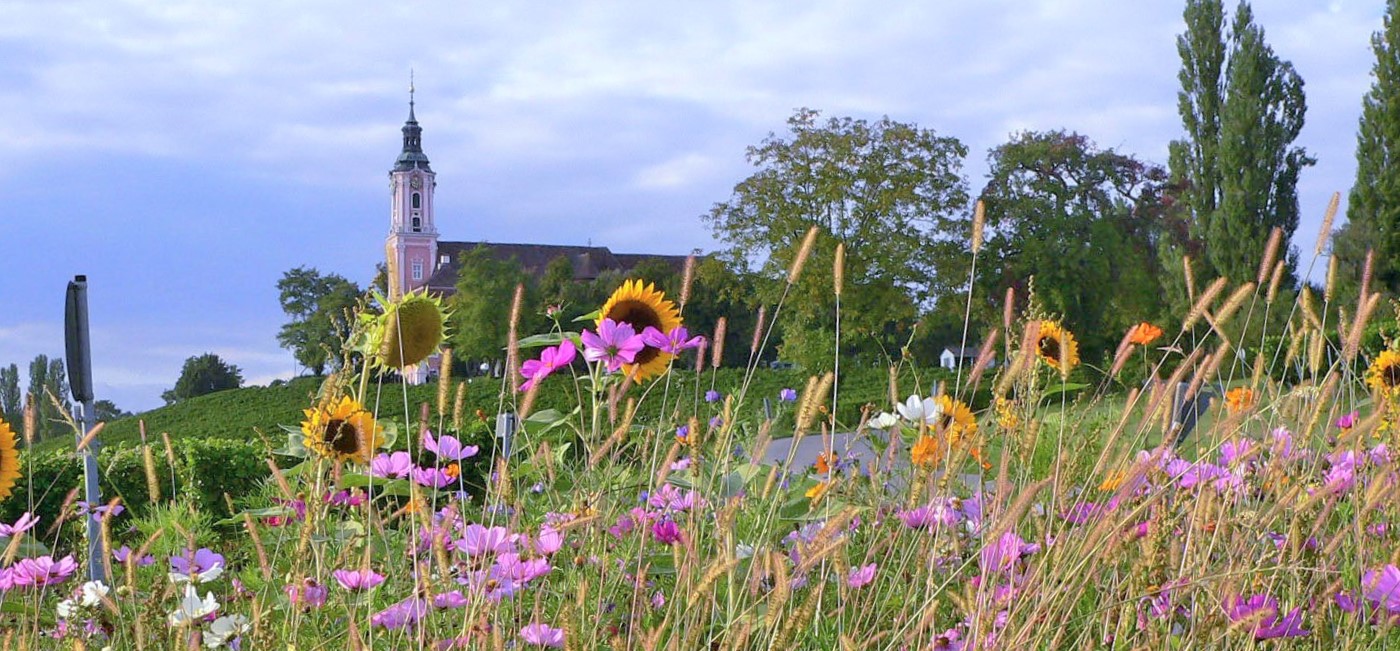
left=411, top=261, right=423, bottom=281
left=412, top=216, right=422, bottom=232
left=412, top=192, right=421, bottom=209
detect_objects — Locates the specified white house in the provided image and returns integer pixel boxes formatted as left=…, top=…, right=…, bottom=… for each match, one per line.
left=940, top=345, right=990, bottom=370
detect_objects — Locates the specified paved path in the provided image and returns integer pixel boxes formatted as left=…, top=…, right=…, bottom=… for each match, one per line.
left=759, top=430, right=994, bottom=492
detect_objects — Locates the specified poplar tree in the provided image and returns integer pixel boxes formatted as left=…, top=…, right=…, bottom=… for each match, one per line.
left=1166, top=0, right=1312, bottom=287
left=1335, top=0, right=1400, bottom=296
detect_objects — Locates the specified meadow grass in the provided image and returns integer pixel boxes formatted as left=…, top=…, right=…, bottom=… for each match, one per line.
left=2, top=209, right=1400, bottom=649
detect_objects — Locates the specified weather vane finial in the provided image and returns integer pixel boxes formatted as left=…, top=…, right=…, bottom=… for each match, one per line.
left=409, top=69, right=416, bottom=105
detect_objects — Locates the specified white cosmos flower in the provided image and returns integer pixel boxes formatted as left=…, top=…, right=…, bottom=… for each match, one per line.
left=895, top=395, right=943, bottom=425
left=168, top=585, right=219, bottom=627
left=80, top=580, right=110, bottom=607
left=870, top=412, right=900, bottom=429
left=56, top=598, right=77, bottom=619
left=204, top=614, right=251, bottom=648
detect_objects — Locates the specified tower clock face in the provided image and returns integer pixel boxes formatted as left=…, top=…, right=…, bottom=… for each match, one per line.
left=410, top=176, right=422, bottom=189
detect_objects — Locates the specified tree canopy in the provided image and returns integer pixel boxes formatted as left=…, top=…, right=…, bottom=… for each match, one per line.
left=162, top=353, right=243, bottom=404
left=276, top=267, right=362, bottom=376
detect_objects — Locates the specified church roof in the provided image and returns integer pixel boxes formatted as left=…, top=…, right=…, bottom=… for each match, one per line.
left=424, top=241, right=691, bottom=296
left=393, top=98, right=432, bottom=172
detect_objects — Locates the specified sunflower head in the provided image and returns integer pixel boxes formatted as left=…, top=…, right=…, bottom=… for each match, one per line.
left=373, top=290, right=449, bottom=369
left=1034, top=320, right=1080, bottom=375
left=598, top=279, right=682, bottom=381
left=1368, top=350, right=1400, bottom=397
left=300, top=396, right=383, bottom=464
left=0, top=418, right=19, bottom=502
left=935, top=395, right=977, bottom=443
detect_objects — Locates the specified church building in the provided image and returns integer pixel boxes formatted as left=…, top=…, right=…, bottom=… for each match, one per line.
left=383, top=92, right=690, bottom=380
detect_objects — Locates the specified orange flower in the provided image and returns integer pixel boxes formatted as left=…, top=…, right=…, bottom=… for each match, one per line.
left=1224, top=387, right=1255, bottom=413
left=444, top=462, right=461, bottom=480
left=911, top=435, right=942, bottom=467
left=1127, top=322, right=1164, bottom=346
left=814, top=451, right=837, bottom=474
left=969, top=447, right=992, bottom=471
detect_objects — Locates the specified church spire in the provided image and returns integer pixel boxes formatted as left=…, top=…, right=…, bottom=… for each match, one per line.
left=395, top=72, right=431, bottom=172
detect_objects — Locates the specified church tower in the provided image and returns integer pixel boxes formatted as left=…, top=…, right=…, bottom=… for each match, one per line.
left=385, top=83, right=438, bottom=301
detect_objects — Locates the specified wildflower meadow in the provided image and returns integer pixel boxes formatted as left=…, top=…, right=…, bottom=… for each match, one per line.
left=2, top=205, right=1400, bottom=650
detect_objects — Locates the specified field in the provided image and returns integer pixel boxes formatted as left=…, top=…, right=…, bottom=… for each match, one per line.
left=2, top=240, right=1400, bottom=650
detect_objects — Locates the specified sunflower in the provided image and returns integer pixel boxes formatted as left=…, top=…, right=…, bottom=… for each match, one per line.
left=934, top=395, right=978, bottom=443
left=1367, top=350, right=1400, bottom=397
left=1034, top=320, right=1080, bottom=374
left=301, top=396, right=383, bottom=464
left=374, top=290, right=449, bottom=368
left=0, top=418, right=19, bottom=502
left=598, top=279, right=682, bottom=381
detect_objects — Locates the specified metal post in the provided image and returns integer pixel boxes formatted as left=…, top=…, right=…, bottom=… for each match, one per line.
left=495, top=412, right=517, bottom=459
left=65, top=275, right=103, bottom=582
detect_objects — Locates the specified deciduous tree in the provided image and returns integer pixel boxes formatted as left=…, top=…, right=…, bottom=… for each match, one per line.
left=162, top=353, right=243, bottom=404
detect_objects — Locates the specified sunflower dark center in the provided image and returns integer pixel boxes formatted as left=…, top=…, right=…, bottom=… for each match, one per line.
left=324, top=419, right=361, bottom=455
left=608, top=299, right=665, bottom=365
left=1386, top=364, right=1400, bottom=388
left=1039, top=336, right=1061, bottom=361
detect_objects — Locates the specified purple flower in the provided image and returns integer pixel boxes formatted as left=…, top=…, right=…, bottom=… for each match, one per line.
left=520, top=622, right=565, bottom=648
left=640, top=326, right=705, bottom=354
left=980, top=531, right=1038, bottom=575
left=1061, top=502, right=1100, bottom=525
left=371, top=597, right=428, bottom=629
left=704, top=390, right=721, bottom=403
left=520, top=340, right=577, bottom=392
left=670, top=456, right=693, bottom=471
left=423, top=430, right=479, bottom=461
left=370, top=451, right=413, bottom=478
left=897, top=499, right=960, bottom=530
left=113, top=546, right=155, bottom=567
left=326, top=489, right=366, bottom=507
left=1223, top=594, right=1309, bottom=639
left=652, top=519, right=682, bottom=546
left=433, top=590, right=469, bottom=608
left=1219, top=439, right=1254, bottom=466
left=580, top=319, right=644, bottom=372
left=286, top=579, right=328, bottom=608
left=779, top=388, right=798, bottom=402
left=7, top=555, right=77, bottom=587
left=675, top=425, right=690, bottom=442
left=459, top=524, right=518, bottom=557
left=1362, top=564, right=1400, bottom=613
left=412, top=466, right=458, bottom=488
left=264, top=498, right=306, bottom=527
left=333, top=568, right=386, bottom=591
left=846, top=563, right=877, bottom=589
left=0, top=512, right=38, bottom=537
left=169, top=548, right=225, bottom=584
left=532, top=527, right=563, bottom=555
left=74, top=502, right=123, bottom=523
left=1338, top=411, right=1359, bottom=429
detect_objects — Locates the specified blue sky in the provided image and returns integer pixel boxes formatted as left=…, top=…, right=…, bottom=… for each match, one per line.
left=0, top=0, right=1386, bottom=412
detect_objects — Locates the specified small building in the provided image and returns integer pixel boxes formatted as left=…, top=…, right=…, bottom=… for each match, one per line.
left=940, top=345, right=987, bottom=370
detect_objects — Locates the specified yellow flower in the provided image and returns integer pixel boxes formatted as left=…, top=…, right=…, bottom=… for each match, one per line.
left=935, top=395, right=977, bottom=443
left=995, top=397, right=1020, bottom=430
left=805, top=480, right=831, bottom=502
left=0, top=418, right=19, bottom=502
left=1367, top=350, right=1400, bottom=397
left=374, top=290, right=449, bottom=368
left=598, top=279, right=682, bottom=382
left=1224, top=387, right=1255, bottom=413
left=300, top=396, right=383, bottom=464
left=1034, top=320, right=1080, bottom=375
left=1098, top=469, right=1126, bottom=492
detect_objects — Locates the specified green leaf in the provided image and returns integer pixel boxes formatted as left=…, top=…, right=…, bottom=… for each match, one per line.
left=275, top=424, right=308, bottom=458
left=378, top=420, right=400, bottom=450
left=572, top=310, right=601, bottom=323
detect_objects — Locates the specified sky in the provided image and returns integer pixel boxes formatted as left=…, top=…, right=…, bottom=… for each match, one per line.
left=0, top=0, right=1388, bottom=413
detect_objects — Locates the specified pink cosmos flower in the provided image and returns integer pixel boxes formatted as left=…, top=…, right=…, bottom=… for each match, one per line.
left=520, top=622, right=565, bottom=648
left=8, top=555, right=77, bottom=587
left=422, top=430, right=479, bottom=461
left=113, top=546, right=155, bottom=567
left=326, top=489, right=366, bottom=507
left=1362, top=564, right=1400, bottom=613
left=371, top=597, right=428, bottom=629
left=370, top=451, right=413, bottom=478
left=433, top=590, right=469, bottom=609
left=412, top=466, right=458, bottom=488
left=264, top=498, right=306, bottom=527
left=0, top=512, right=38, bottom=537
left=285, top=579, right=328, bottom=608
left=980, top=531, right=1039, bottom=575
left=1338, top=411, right=1359, bottom=429
left=169, top=548, right=225, bottom=584
left=333, top=568, right=386, bottom=591
left=459, top=524, right=518, bottom=556
left=520, top=340, right=577, bottom=392
left=581, top=319, right=644, bottom=372
left=897, top=500, right=959, bottom=530
left=640, top=326, right=705, bottom=354
left=1223, top=594, right=1309, bottom=639
left=847, top=563, right=877, bottom=588
left=532, top=527, right=563, bottom=555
